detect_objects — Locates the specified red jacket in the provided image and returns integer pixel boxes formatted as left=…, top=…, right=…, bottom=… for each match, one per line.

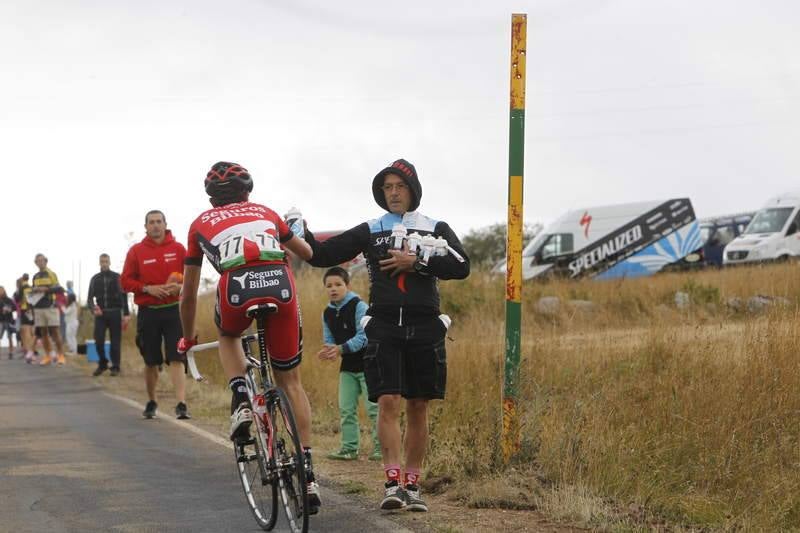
left=121, top=230, right=186, bottom=307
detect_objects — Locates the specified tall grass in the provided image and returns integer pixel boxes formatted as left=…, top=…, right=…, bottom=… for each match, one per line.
left=190, top=262, right=800, bottom=530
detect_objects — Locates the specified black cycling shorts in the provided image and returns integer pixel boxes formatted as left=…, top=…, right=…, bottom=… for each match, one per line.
left=135, top=305, right=184, bottom=368
left=362, top=315, right=448, bottom=403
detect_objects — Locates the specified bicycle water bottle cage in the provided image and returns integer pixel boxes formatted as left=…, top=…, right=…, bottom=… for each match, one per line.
left=246, top=303, right=279, bottom=319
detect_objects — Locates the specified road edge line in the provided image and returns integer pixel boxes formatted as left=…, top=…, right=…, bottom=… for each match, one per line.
left=102, top=391, right=231, bottom=449
left=101, top=390, right=415, bottom=533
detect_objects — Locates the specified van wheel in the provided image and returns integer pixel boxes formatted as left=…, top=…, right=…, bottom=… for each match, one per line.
left=778, top=255, right=791, bottom=263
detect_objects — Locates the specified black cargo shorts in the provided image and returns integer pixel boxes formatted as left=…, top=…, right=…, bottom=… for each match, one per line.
left=362, top=315, right=448, bottom=403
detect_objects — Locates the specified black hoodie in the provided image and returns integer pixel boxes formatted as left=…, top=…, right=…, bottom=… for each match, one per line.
left=306, top=159, right=470, bottom=325
left=371, top=158, right=422, bottom=212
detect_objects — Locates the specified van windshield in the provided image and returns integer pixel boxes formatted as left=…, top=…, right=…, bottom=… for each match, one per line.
left=523, top=233, right=574, bottom=263
left=744, top=207, right=794, bottom=235
left=522, top=233, right=547, bottom=258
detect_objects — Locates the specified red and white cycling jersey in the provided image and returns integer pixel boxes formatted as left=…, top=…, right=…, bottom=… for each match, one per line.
left=185, top=201, right=293, bottom=273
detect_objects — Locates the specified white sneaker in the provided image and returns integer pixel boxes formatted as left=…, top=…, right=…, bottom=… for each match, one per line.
left=306, top=480, right=321, bottom=515
left=229, top=403, right=253, bottom=441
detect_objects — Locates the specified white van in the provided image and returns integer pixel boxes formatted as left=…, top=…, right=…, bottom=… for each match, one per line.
left=723, top=192, right=800, bottom=265
left=496, top=198, right=700, bottom=280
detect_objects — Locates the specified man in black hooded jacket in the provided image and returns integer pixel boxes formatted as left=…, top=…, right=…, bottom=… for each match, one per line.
left=303, top=158, right=470, bottom=513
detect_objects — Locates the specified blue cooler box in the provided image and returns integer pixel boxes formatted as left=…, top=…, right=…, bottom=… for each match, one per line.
left=85, top=340, right=111, bottom=362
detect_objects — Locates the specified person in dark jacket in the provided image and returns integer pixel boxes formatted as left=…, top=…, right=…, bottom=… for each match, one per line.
left=302, top=158, right=470, bottom=513
left=317, top=267, right=380, bottom=461
left=87, top=253, right=131, bottom=376
left=0, top=286, right=16, bottom=359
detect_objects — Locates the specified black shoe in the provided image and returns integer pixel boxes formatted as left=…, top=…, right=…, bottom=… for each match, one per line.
left=380, top=480, right=406, bottom=510
left=403, top=484, right=428, bottom=512
left=143, top=400, right=158, bottom=419
left=175, top=402, right=191, bottom=420
left=109, top=368, right=120, bottom=377
left=92, top=366, right=108, bottom=377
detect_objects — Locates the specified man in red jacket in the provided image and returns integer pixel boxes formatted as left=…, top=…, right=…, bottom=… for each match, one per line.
left=122, top=209, right=190, bottom=420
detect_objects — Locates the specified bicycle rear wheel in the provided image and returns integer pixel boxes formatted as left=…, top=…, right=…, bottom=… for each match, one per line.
left=272, top=387, right=309, bottom=533
left=235, top=377, right=278, bottom=530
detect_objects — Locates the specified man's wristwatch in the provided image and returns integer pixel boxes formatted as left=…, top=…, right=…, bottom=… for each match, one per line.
left=142, top=285, right=149, bottom=295
left=413, top=258, right=427, bottom=274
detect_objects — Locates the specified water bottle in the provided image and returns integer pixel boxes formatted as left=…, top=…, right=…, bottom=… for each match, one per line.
left=285, top=206, right=304, bottom=240
left=390, top=223, right=407, bottom=250
left=252, top=394, right=266, bottom=418
left=407, top=232, right=422, bottom=255
left=420, top=235, right=436, bottom=264
left=434, top=237, right=449, bottom=256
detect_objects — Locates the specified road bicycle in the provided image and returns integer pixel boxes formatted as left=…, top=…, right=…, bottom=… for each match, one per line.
left=187, top=303, right=309, bottom=532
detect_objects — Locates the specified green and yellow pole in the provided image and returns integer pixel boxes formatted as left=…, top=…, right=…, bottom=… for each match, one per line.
left=502, top=13, right=527, bottom=464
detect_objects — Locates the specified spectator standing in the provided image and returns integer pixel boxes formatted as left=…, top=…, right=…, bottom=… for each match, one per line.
left=14, top=275, right=36, bottom=363
left=0, top=286, right=16, bottom=359
left=30, top=254, right=66, bottom=366
left=303, top=158, right=470, bottom=512
left=59, top=280, right=75, bottom=342
left=87, top=253, right=131, bottom=376
left=317, top=267, right=380, bottom=461
left=63, top=293, right=79, bottom=355
left=121, top=210, right=189, bottom=419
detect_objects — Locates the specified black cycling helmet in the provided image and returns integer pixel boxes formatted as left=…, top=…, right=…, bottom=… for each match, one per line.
left=204, top=162, right=253, bottom=197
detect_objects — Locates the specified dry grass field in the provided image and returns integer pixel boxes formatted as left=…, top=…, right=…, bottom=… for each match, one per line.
left=107, top=261, right=800, bottom=531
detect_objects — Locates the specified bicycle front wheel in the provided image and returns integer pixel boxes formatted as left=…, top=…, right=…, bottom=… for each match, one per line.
left=272, top=387, right=309, bottom=533
left=236, top=386, right=278, bottom=530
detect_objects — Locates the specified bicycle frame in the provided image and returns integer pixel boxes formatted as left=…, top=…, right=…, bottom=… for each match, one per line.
left=185, top=305, right=309, bottom=532
left=186, top=332, right=281, bottom=476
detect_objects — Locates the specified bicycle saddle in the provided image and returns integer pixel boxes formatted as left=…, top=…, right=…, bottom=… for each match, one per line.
left=246, top=303, right=278, bottom=319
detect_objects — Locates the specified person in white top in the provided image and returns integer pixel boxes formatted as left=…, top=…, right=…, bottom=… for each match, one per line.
left=64, top=293, right=79, bottom=354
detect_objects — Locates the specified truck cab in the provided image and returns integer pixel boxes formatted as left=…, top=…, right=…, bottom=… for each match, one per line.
left=723, top=193, right=800, bottom=265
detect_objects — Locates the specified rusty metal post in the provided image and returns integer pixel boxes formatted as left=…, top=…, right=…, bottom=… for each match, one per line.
left=502, top=13, right=527, bottom=464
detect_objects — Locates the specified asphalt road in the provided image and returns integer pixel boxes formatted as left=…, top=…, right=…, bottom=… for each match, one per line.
left=0, top=355, right=408, bottom=533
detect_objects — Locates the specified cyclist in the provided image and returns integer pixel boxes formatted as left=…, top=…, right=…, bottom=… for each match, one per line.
left=177, top=161, right=321, bottom=514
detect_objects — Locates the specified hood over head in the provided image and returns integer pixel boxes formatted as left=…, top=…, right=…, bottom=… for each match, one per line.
left=372, top=158, right=422, bottom=212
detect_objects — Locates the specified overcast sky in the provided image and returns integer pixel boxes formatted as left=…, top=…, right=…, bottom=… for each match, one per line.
left=1, top=0, right=798, bottom=298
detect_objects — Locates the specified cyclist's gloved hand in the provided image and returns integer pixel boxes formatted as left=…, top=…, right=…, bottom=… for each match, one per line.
left=177, top=336, right=198, bottom=354
left=284, top=206, right=305, bottom=240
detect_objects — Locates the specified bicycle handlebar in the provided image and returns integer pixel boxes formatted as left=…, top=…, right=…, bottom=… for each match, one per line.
left=185, top=334, right=260, bottom=382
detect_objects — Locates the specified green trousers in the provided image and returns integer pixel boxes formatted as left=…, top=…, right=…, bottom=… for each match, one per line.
left=338, top=371, right=379, bottom=453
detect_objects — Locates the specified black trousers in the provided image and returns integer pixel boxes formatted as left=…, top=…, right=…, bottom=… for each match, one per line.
left=94, top=309, right=122, bottom=369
